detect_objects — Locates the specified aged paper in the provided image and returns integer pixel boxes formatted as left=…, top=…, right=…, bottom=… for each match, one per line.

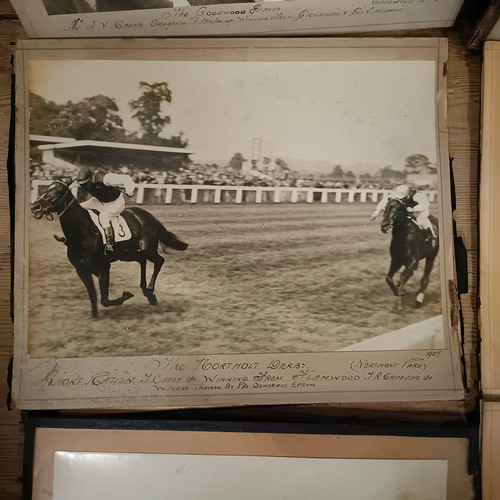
left=13, top=38, right=464, bottom=409
left=480, top=41, right=500, bottom=398
left=29, top=424, right=474, bottom=499
left=10, top=0, right=464, bottom=38
left=482, top=401, right=500, bottom=500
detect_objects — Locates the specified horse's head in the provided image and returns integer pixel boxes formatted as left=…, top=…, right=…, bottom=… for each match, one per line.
left=31, top=180, right=74, bottom=221
left=380, top=197, right=407, bottom=234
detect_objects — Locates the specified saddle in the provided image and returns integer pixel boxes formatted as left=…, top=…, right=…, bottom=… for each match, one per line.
left=86, top=209, right=132, bottom=244
left=407, top=217, right=436, bottom=241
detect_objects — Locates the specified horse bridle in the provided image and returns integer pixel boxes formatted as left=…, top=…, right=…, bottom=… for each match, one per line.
left=384, top=198, right=410, bottom=230
left=36, top=179, right=77, bottom=221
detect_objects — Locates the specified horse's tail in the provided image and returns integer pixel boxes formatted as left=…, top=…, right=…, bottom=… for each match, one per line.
left=127, top=207, right=189, bottom=251
left=157, top=223, right=189, bottom=252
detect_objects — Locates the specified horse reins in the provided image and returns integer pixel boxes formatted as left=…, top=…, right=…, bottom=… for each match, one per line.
left=42, top=180, right=77, bottom=222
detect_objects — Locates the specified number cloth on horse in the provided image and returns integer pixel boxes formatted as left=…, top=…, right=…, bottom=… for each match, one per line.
left=85, top=210, right=132, bottom=244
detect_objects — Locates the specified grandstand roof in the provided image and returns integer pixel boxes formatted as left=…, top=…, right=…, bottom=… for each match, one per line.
left=30, top=134, right=77, bottom=144
left=37, top=139, right=192, bottom=156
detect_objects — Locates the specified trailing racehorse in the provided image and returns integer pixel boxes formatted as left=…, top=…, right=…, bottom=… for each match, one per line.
left=31, top=179, right=188, bottom=318
left=380, top=197, right=439, bottom=307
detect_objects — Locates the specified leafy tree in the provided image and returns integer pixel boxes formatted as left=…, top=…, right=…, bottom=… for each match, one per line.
left=62, top=95, right=125, bottom=140
left=30, top=83, right=191, bottom=171
left=405, top=154, right=431, bottom=174
left=379, top=165, right=396, bottom=179
left=29, top=92, right=125, bottom=141
left=229, top=153, right=245, bottom=172
left=129, top=82, right=172, bottom=144
left=30, top=93, right=63, bottom=136
left=332, top=164, right=345, bottom=178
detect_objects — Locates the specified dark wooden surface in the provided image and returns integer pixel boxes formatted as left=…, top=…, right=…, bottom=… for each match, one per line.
left=0, top=19, right=25, bottom=500
left=0, top=14, right=482, bottom=500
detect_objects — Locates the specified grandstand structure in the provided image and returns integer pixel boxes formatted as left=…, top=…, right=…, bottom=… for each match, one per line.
left=30, top=134, right=193, bottom=177
left=29, top=134, right=438, bottom=206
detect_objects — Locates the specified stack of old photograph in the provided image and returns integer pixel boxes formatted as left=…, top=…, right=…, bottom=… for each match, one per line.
left=6, top=0, right=481, bottom=498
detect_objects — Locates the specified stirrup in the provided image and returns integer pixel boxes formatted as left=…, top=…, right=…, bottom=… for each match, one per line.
left=104, top=243, right=114, bottom=256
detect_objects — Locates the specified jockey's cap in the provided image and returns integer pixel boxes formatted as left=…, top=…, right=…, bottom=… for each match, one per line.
left=394, top=184, right=410, bottom=199
left=76, top=167, right=93, bottom=184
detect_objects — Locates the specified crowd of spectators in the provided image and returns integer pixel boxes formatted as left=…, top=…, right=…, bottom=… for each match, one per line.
left=124, top=164, right=398, bottom=191
left=30, top=161, right=417, bottom=192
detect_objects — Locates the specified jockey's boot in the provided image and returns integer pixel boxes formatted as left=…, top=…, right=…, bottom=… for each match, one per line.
left=103, top=226, right=115, bottom=257
left=426, top=228, right=437, bottom=240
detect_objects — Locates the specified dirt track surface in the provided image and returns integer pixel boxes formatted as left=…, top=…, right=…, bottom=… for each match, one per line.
left=27, top=202, right=442, bottom=358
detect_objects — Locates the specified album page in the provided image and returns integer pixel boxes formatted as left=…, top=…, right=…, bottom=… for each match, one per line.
left=10, top=0, right=464, bottom=39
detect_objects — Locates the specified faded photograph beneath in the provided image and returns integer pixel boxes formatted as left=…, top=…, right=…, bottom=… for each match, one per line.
left=52, top=453, right=448, bottom=500
left=27, top=58, right=444, bottom=358
left=41, top=0, right=256, bottom=16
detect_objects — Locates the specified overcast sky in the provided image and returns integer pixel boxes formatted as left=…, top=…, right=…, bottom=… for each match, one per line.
left=29, top=59, right=437, bottom=173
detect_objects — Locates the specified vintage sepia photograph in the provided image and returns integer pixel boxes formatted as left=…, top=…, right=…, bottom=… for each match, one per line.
left=27, top=56, right=444, bottom=359
left=14, top=39, right=463, bottom=409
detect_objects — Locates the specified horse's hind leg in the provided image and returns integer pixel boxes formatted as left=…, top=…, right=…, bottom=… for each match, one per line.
left=138, top=255, right=158, bottom=305
left=397, top=258, right=419, bottom=297
left=415, top=256, right=436, bottom=307
left=144, top=251, right=165, bottom=306
left=75, top=266, right=98, bottom=318
left=139, top=256, right=148, bottom=296
left=97, top=267, right=134, bottom=307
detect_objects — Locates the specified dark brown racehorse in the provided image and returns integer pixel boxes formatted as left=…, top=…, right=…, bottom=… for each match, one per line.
left=380, top=197, right=439, bottom=307
left=31, top=179, right=188, bottom=318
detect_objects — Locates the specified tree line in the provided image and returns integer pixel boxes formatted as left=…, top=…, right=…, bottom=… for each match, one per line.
left=30, top=81, right=188, bottom=149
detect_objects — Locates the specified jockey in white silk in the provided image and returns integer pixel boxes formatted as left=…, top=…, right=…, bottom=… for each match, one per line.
left=407, top=191, right=437, bottom=238
left=370, top=184, right=437, bottom=239
left=76, top=167, right=136, bottom=256
left=370, top=184, right=410, bottom=220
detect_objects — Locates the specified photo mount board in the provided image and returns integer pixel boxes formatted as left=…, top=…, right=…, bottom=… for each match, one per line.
left=13, top=37, right=465, bottom=410
left=482, top=401, right=500, bottom=500
left=9, top=0, right=465, bottom=39
left=480, top=41, right=500, bottom=398
left=23, top=418, right=477, bottom=500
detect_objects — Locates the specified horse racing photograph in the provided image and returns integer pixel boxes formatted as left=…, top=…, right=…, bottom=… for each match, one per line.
left=23, top=52, right=450, bottom=360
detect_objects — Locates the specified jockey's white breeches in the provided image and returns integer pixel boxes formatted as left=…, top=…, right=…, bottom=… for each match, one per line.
left=80, top=194, right=125, bottom=228
left=414, top=208, right=432, bottom=230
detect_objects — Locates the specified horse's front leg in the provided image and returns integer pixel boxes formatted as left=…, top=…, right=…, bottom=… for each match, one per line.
left=415, top=255, right=437, bottom=307
left=75, top=266, right=98, bottom=318
left=97, top=266, right=134, bottom=307
left=144, top=252, right=165, bottom=306
left=386, top=259, right=403, bottom=297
